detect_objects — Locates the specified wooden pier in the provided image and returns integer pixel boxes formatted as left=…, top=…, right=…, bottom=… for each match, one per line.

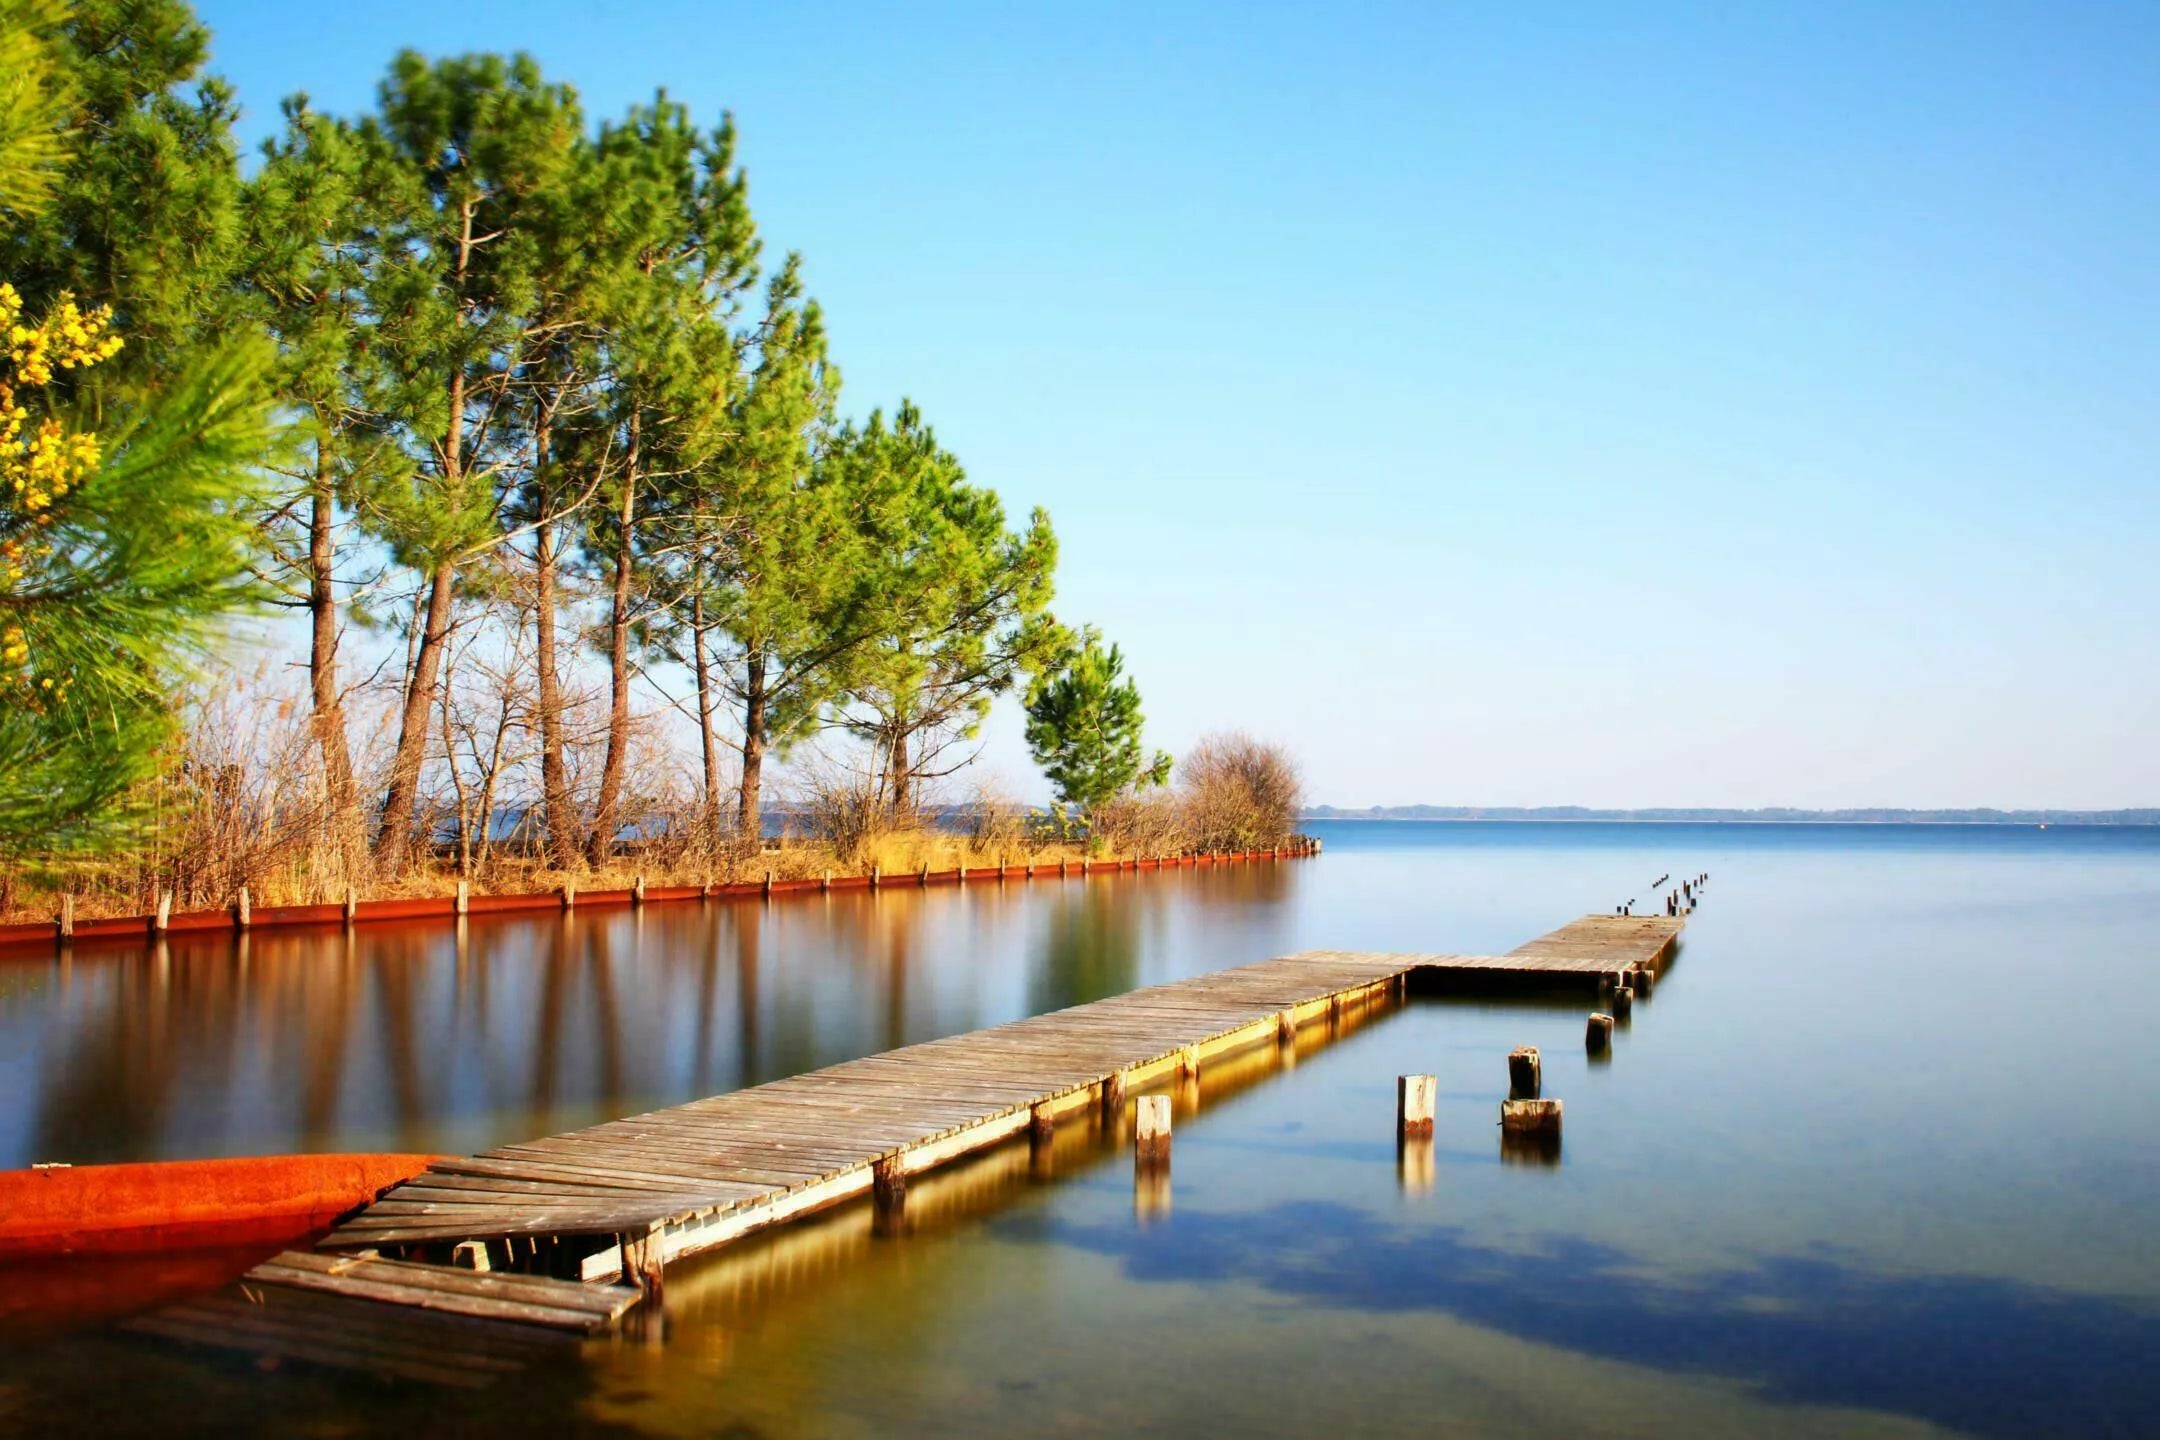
left=162, top=912, right=1682, bottom=1361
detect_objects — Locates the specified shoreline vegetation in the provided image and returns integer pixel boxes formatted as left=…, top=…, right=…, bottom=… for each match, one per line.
left=1306, top=806, right=2160, bottom=825
left=0, top=5, right=1304, bottom=922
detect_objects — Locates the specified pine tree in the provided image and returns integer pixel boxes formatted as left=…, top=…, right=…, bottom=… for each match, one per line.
left=827, top=403, right=1063, bottom=812
left=1024, top=628, right=1171, bottom=833
left=571, top=96, right=754, bottom=864
left=356, top=51, right=583, bottom=867
left=643, top=256, right=861, bottom=844
left=0, top=0, right=246, bottom=376
left=0, top=0, right=270, bottom=858
left=240, top=98, right=385, bottom=862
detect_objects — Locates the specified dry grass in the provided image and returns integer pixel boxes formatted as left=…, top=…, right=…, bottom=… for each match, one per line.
left=0, top=678, right=1308, bottom=925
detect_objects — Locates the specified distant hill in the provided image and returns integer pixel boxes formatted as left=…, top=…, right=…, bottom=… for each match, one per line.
left=1303, top=805, right=2160, bottom=825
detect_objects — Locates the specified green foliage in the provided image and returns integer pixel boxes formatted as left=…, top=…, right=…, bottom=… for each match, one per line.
left=0, top=0, right=271, bottom=860
left=356, top=51, right=585, bottom=571
left=1024, top=628, right=1171, bottom=822
left=0, top=0, right=71, bottom=217
left=0, top=0, right=246, bottom=373
left=826, top=402, right=1063, bottom=808
left=0, top=336, right=274, bottom=855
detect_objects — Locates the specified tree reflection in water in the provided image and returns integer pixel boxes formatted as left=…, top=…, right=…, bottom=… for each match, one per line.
left=4, top=863, right=1303, bottom=1168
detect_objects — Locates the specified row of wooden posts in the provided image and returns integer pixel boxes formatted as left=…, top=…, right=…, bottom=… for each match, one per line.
left=25, top=836, right=1325, bottom=949
left=1393, top=1043, right=1565, bottom=1148
left=1616, top=869, right=1709, bottom=919
left=858, top=945, right=1657, bottom=1226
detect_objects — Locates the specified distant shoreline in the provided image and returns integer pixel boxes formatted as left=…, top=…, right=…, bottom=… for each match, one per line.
left=1303, top=809, right=2160, bottom=826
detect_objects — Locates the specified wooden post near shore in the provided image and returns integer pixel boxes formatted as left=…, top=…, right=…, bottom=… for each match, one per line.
left=1612, top=984, right=1633, bottom=1018
left=1397, top=1074, right=1436, bottom=1137
left=58, top=894, right=74, bottom=943
left=344, top=887, right=358, bottom=925
left=1586, top=1013, right=1614, bottom=1050
left=871, top=1154, right=907, bottom=1231
left=152, top=891, right=171, bottom=936
left=619, top=1230, right=664, bottom=1301
left=1135, top=1095, right=1172, bottom=1165
left=1099, top=1070, right=1127, bottom=1124
left=1276, top=1009, right=1298, bottom=1046
left=1508, top=1046, right=1542, bottom=1100
left=763, top=870, right=774, bottom=899
left=455, top=880, right=469, bottom=916
left=236, top=886, right=250, bottom=930
left=633, top=874, right=646, bottom=907
left=562, top=880, right=576, bottom=911
left=1501, top=1098, right=1562, bottom=1136
left=1633, top=966, right=1655, bottom=999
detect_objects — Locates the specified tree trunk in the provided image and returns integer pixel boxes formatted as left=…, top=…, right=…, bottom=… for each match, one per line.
left=439, top=659, right=471, bottom=876
left=533, top=502, right=576, bottom=868
left=692, top=592, right=722, bottom=833
left=377, top=205, right=475, bottom=872
left=737, top=650, right=767, bottom=843
left=375, top=564, right=455, bottom=867
left=886, top=725, right=911, bottom=815
left=306, top=445, right=358, bottom=861
left=586, top=432, right=639, bottom=867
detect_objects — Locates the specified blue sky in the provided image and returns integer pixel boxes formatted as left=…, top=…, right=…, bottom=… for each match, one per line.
left=197, top=1, right=2158, bottom=808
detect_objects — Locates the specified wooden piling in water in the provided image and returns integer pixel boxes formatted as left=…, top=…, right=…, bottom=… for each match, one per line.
left=1612, top=984, right=1633, bottom=1018
left=58, top=894, right=73, bottom=943
left=1135, top=1095, right=1172, bottom=1165
left=1398, top=1074, right=1436, bottom=1137
left=1099, top=1070, right=1128, bottom=1124
left=235, top=886, right=250, bottom=931
left=1508, top=1046, right=1542, bottom=1100
left=619, top=1230, right=664, bottom=1301
left=153, top=892, right=171, bottom=936
left=1586, top=1013, right=1614, bottom=1050
left=1501, top=1098, right=1562, bottom=1136
left=871, top=1154, right=906, bottom=1214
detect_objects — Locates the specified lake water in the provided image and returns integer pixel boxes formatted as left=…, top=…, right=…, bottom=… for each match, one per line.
left=1, top=820, right=2156, bottom=1437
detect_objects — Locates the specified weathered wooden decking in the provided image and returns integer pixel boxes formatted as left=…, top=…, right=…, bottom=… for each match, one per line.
left=225, top=913, right=1681, bottom=1343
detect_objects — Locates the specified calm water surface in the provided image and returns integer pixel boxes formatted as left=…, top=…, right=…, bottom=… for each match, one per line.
left=1, top=821, right=2156, bottom=1437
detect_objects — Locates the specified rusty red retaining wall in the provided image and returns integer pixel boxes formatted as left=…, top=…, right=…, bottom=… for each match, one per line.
left=0, top=840, right=1320, bottom=957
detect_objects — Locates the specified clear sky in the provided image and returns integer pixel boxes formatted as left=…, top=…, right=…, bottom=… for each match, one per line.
left=195, top=1, right=2159, bottom=809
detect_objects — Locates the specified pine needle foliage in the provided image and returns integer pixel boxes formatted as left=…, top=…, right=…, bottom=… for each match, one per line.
left=1024, top=627, right=1171, bottom=830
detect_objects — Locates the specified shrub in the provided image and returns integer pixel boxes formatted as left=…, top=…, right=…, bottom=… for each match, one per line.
left=1177, top=732, right=1302, bottom=852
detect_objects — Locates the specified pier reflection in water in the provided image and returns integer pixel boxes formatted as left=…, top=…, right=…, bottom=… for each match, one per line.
left=0, top=863, right=1297, bottom=1169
